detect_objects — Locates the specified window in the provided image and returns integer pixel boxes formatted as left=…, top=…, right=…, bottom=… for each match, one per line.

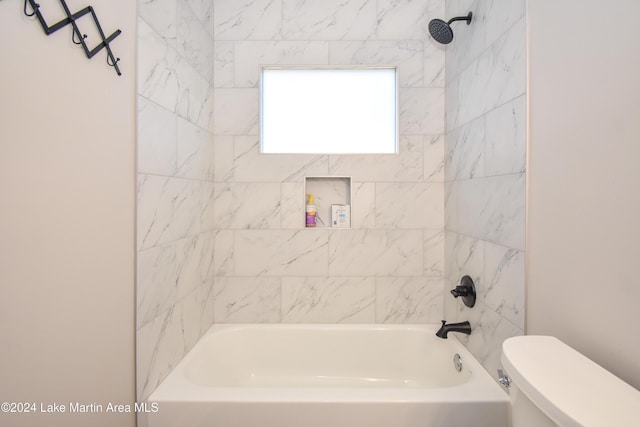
left=260, top=67, right=398, bottom=154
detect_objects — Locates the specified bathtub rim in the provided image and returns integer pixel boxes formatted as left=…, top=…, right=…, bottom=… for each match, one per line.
left=148, top=323, right=509, bottom=404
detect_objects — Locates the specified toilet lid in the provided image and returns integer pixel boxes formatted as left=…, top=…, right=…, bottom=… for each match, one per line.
left=501, top=336, right=640, bottom=427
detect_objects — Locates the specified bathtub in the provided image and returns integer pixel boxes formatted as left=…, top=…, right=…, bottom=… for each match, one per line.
left=146, top=324, right=509, bottom=427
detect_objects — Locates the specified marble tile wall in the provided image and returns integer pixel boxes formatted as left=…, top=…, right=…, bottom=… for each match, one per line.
left=136, top=0, right=216, bottom=401
left=211, top=0, right=446, bottom=327
left=444, top=0, right=526, bottom=381
left=136, top=0, right=448, bottom=402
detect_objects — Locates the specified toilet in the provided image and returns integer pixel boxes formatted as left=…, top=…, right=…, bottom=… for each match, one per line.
left=501, top=336, right=640, bottom=427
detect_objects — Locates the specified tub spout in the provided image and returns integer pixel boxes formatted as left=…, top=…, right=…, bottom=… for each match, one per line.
left=435, top=320, right=471, bottom=339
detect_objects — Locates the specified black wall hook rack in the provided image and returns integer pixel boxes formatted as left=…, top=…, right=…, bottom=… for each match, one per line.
left=23, top=0, right=122, bottom=76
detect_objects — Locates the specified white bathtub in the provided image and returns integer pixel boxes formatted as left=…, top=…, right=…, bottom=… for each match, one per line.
left=146, top=324, right=509, bottom=427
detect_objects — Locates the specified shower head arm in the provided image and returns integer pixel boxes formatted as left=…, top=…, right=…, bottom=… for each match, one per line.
left=447, top=12, right=473, bottom=26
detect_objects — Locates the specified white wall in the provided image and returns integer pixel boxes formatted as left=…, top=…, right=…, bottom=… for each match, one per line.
left=0, top=1, right=136, bottom=426
left=444, top=0, right=527, bottom=378
left=527, top=0, right=640, bottom=390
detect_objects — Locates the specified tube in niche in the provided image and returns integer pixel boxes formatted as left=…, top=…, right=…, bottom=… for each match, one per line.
left=306, top=193, right=316, bottom=227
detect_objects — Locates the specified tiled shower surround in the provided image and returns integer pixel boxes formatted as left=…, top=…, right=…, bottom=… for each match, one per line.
left=136, top=0, right=525, bottom=401
left=136, top=0, right=216, bottom=400
left=211, top=0, right=446, bottom=326
left=444, top=0, right=527, bottom=378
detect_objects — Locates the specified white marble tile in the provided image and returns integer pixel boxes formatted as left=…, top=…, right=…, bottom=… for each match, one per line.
left=444, top=70, right=460, bottom=132
left=174, top=283, right=214, bottom=354
left=213, top=42, right=234, bottom=88
left=443, top=276, right=459, bottom=321
left=205, top=0, right=215, bottom=37
left=213, top=277, right=281, bottom=322
left=176, top=61, right=214, bottom=131
left=176, top=1, right=214, bottom=83
left=136, top=306, right=185, bottom=400
left=457, top=174, right=526, bottom=250
left=137, top=174, right=203, bottom=250
left=445, top=115, right=485, bottom=181
left=444, top=0, right=476, bottom=23
left=483, top=18, right=526, bottom=110
left=328, top=230, right=423, bottom=276
left=235, top=230, right=329, bottom=276
left=174, top=231, right=216, bottom=302
left=454, top=18, right=525, bottom=126
left=282, top=0, right=376, bottom=40
left=185, top=0, right=215, bottom=37
left=136, top=280, right=216, bottom=400
left=186, top=281, right=216, bottom=347
left=214, top=230, right=234, bottom=276
left=329, top=41, right=424, bottom=87
left=201, top=182, right=216, bottom=231
left=137, top=290, right=207, bottom=400
left=233, top=136, right=328, bottom=182
left=458, top=300, right=523, bottom=383
left=235, top=41, right=329, bottom=88
left=213, top=88, right=259, bottom=135
left=444, top=181, right=458, bottom=231
left=444, top=0, right=487, bottom=84
left=376, top=0, right=443, bottom=40
left=483, top=242, right=525, bottom=329
left=351, top=183, right=376, bottom=229
left=137, top=96, right=176, bottom=176
left=213, top=183, right=281, bottom=229
left=328, top=136, right=423, bottom=182
left=376, top=183, right=443, bottom=230
left=450, top=65, right=484, bottom=130
left=214, top=0, right=282, bottom=40
left=483, top=0, right=526, bottom=48
left=445, top=232, right=484, bottom=285
left=213, top=135, right=234, bottom=182
left=376, top=277, right=443, bottom=323
left=176, top=117, right=215, bottom=181
left=200, top=281, right=217, bottom=332
left=424, top=229, right=445, bottom=277
left=136, top=231, right=215, bottom=329
left=282, top=277, right=375, bottom=323
left=137, top=18, right=180, bottom=114
left=138, top=0, right=177, bottom=45
left=137, top=242, right=179, bottom=329
left=424, top=40, right=445, bottom=88
left=485, top=95, right=526, bottom=176
left=280, top=182, right=304, bottom=229
left=424, top=135, right=445, bottom=182
left=399, top=88, right=444, bottom=135
left=203, top=83, right=216, bottom=134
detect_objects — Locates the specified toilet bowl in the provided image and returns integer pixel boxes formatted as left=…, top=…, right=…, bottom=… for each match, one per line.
left=501, top=336, right=640, bottom=427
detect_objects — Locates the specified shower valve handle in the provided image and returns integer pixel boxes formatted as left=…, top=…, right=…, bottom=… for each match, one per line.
left=450, top=276, right=476, bottom=308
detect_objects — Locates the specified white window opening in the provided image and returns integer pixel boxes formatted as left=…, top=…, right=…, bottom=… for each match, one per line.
left=260, top=67, right=398, bottom=154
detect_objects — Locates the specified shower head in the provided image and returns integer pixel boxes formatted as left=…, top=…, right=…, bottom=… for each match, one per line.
left=428, top=12, right=473, bottom=44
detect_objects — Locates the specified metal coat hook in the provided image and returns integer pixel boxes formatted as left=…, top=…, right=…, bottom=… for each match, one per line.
left=72, top=31, right=87, bottom=45
left=24, top=0, right=38, bottom=16
left=107, top=55, right=120, bottom=68
left=23, top=0, right=122, bottom=76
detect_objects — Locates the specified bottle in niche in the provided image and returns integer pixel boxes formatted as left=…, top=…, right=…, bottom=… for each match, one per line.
left=306, top=193, right=316, bottom=227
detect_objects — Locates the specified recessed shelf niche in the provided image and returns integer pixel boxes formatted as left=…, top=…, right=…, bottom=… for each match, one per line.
left=304, top=176, right=352, bottom=229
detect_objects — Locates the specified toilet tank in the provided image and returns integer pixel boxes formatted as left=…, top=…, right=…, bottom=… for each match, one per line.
left=501, top=336, right=640, bottom=427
